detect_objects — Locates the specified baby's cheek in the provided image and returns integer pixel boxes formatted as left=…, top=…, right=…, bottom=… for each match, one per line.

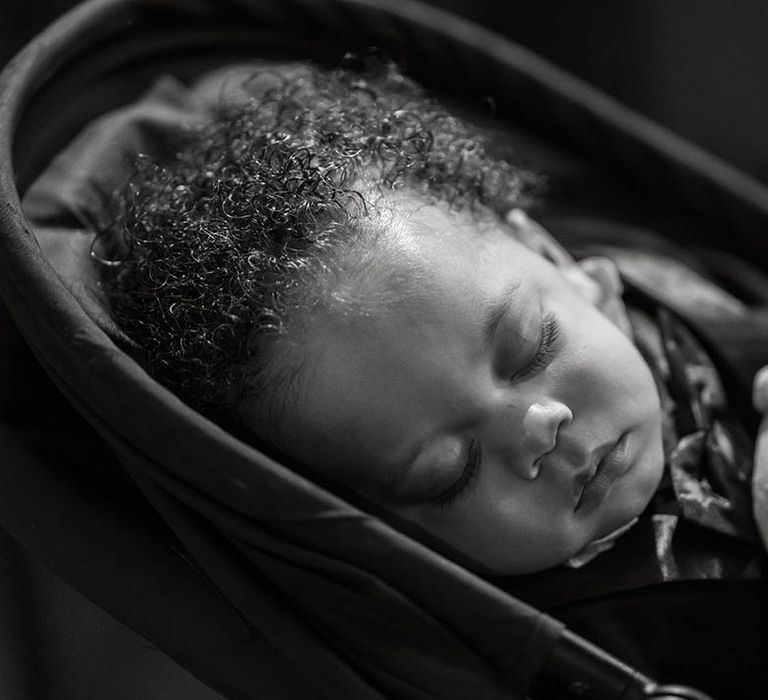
left=599, top=328, right=658, bottom=404
left=626, top=346, right=663, bottom=417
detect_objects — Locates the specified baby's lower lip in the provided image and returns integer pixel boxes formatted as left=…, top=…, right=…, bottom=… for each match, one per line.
left=574, top=432, right=632, bottom=513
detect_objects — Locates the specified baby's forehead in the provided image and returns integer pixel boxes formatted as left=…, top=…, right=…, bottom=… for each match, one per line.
left=320, top=190, right=578, bottom=341
left=380, top=190, right=506, bottom=236
left=363, top=195, right=528, bottom=276
left=330, top=203, right=516, bottom=319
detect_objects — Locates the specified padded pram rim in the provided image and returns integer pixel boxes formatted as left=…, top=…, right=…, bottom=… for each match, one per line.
left=0, top=1, right=760, bottom=699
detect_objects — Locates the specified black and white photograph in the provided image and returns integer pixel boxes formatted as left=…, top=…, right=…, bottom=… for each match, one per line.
left=2, top=2, right=768, bottom=698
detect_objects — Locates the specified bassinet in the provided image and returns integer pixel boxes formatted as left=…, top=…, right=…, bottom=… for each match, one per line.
left=3, top=1, right=767, bottom=698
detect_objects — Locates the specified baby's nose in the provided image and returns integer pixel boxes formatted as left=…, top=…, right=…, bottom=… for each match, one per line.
left=523, top=400, right=573, bottom=459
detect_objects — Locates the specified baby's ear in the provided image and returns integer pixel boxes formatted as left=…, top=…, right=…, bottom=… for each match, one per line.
left=506, top=209, right=574, bottom=267
left=568, top=257, right=633, bottom=337
left=505, top=209, right=632, bottom=337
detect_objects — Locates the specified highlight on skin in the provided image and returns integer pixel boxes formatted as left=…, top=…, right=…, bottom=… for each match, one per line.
left=94, top=57, right=541, bottom=434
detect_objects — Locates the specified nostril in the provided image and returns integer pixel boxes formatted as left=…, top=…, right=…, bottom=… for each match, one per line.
left=523, top=400, right=572, bottom=470
left=539, top=443, right=555, bottom=463
left=531, top=443, right=556, bottom=479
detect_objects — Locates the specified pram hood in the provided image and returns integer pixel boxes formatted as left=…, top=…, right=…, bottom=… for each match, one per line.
left=2, top=1, right=768, bottom=699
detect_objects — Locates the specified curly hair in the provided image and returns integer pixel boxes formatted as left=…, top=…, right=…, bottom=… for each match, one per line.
left=96, top=57, right=540, bottom=441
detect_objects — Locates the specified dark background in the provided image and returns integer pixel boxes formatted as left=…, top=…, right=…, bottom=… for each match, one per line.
left=3, top=0, right=768, bottom=183
left=2, top=1, right=768, bottom=698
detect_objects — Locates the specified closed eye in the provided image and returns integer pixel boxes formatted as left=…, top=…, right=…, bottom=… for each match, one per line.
left=512, top=312, right=560, bottom=381
left=429, top=439, right=482, bottom=509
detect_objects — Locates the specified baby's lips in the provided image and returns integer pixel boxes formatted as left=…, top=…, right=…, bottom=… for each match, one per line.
left=753, top=365, right=768, bottom=413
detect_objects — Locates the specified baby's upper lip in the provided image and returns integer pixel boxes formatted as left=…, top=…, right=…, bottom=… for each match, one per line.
left=572, top=468, right=594, bottom=503
left=571, top=437, right=620, bottom=503
left=536, top=433, right=622, bottom=502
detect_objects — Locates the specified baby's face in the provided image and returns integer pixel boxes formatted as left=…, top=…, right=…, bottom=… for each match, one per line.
left=288, top=197, right=664, bottom=575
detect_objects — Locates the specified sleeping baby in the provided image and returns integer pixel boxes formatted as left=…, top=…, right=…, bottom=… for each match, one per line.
left=79, top=57, right=767, bottom=582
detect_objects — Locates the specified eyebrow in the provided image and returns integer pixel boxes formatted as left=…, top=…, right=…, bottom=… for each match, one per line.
left=484, top=280, right=521, bottom=347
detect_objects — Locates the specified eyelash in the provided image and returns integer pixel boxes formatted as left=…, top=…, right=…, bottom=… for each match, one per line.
left=430, top=439, right=482, bottom=509
left=513, top=312, right=560, bottom=381
left=430, top=313, right=561, bottom=510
